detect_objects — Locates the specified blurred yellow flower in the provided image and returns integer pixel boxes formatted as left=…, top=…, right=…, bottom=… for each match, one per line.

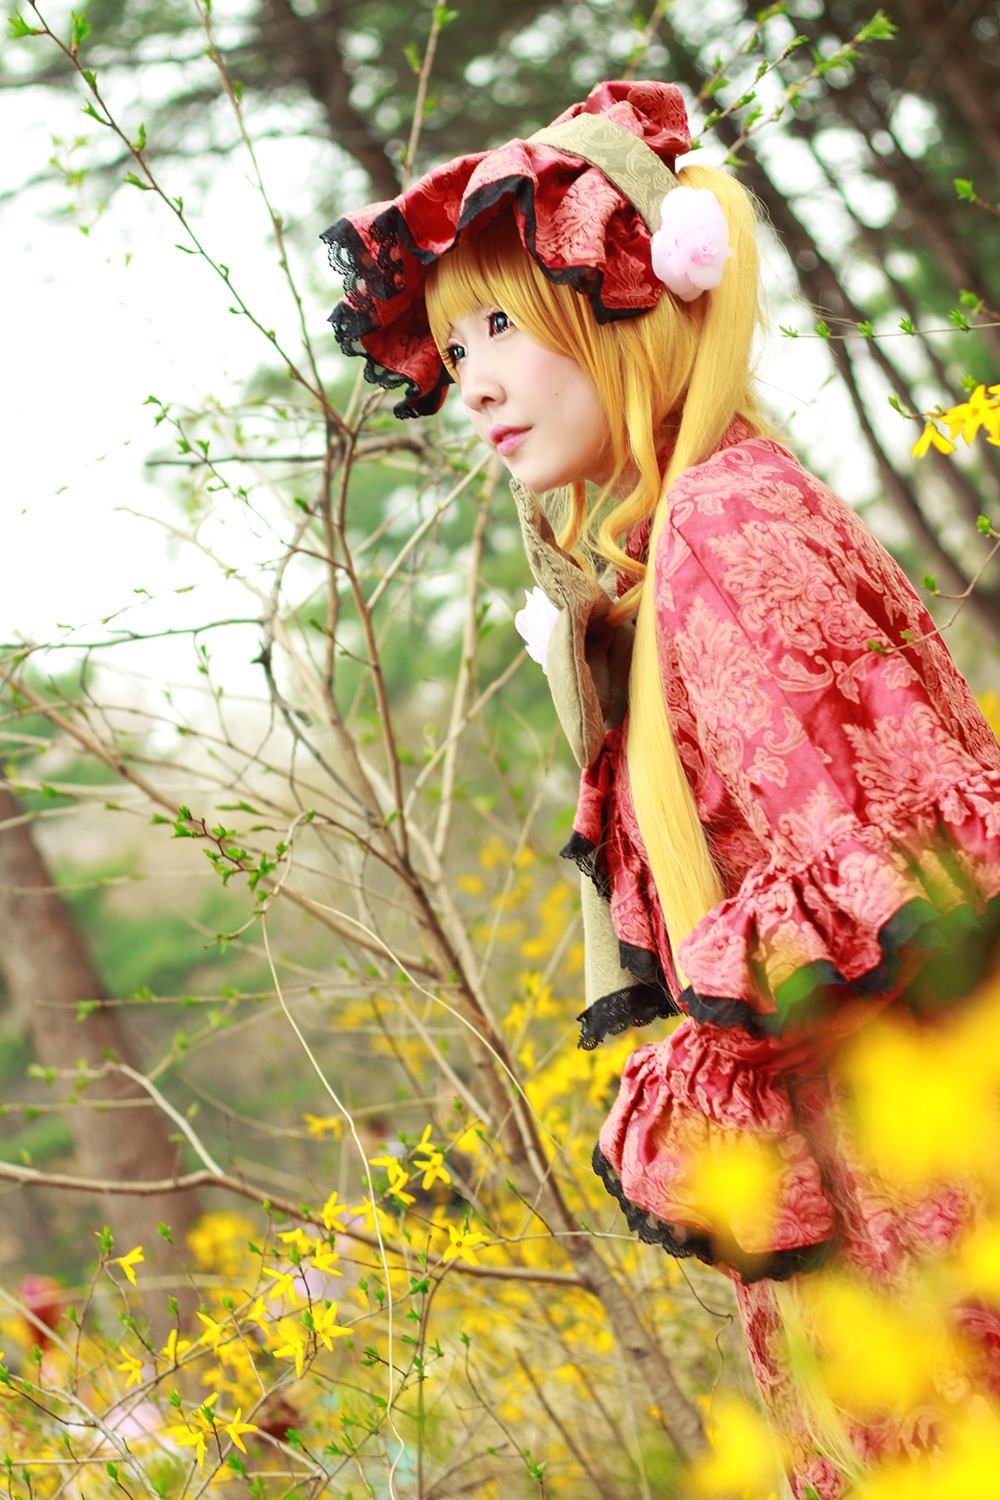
left=854, top=1409, right=1000, bottom=1498
left=912, top=420, right=956, bottom=458
left=116, top=1351, right=144, bottom=1389
left=842, top=997, right=1000, bottom=1186
left=977, top=689, right=1000, bottom=740
left=688, top=1135, right=782, bottom=1258
left=320, top=1189, right=351, bottom=1234
left=161, top=1328, right=192, bottom=1364
left=196, top=1311, right=228, bottom=1352
left=686, top=1393, right=783, bottom=1496
left=799, top=1273, right=954, bottom=1415
left=113, top=1246, right=144, bottom=1286
left=272, top=1320, right=307, bottom=1377
left=302, top=1113, right=342, bottom=1139
left=168, top=1421, right=208, bottom=1467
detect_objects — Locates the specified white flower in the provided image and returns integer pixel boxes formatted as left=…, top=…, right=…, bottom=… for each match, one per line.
left=514, top=587, right=560, bottom=673
left=650, top=186, right=734, bottom=303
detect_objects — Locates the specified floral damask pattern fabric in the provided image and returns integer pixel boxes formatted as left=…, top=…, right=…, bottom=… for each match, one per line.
left=575, top=435, right=1000, bottom=1270
left=576, top=435, right=1000, bottom=1492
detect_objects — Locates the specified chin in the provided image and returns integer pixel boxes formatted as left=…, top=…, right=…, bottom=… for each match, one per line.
left=506, top=462, right=578, bottom=493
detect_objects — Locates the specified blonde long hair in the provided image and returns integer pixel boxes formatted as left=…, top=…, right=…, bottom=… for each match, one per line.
left=426, top=166, right=768, bottom=960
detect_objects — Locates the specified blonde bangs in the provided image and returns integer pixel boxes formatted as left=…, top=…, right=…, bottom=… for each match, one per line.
left=426, top=213, right=585, bottom=365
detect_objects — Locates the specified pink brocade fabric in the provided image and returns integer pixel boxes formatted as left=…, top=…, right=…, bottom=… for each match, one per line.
left=580, top=436, right=1000, bottom=1491
left=579, top=436, right=1000, bottom=1274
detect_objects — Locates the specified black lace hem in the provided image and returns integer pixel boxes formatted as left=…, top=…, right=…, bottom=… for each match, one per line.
left=577, top=982, right=679, bottom=1050
left=322, top=175, right=642, bottom=419
left=560, top=829, right=611, bottom=901
left=592, top=1145, right=833, bottom=1283
left=682, top=892, right=1000, bottom=1039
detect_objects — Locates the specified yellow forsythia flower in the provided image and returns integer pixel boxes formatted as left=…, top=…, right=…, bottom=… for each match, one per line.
left=912, top=421, right=956, bottom=458
left=302, top=1113, right=342, bottom=1139
left=312, top=1302, right=352, bottom=1350
left=116, top=1351, right=144, bottom=1389
left=443, top=1224, right=489, bottom=1266
left=272, top=1320, right=307, bottom=1377
left=113, top=1246, right=144, bottom=1286
left=223, top=1407, right=259, bottom=1454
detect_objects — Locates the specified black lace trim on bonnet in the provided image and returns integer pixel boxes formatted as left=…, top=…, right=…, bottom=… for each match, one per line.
left=593, top=1145, right=834, bottom=1283
left=323, top=175, right=645, bottom=420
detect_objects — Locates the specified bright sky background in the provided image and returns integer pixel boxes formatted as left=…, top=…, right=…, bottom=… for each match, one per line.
left=5, top=30, right=877, bottom=698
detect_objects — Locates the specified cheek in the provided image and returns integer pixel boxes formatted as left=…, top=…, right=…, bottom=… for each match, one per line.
left=518, top=347, right=567, bottom=399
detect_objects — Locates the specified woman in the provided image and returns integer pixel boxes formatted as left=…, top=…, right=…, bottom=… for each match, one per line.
left=323, top=81, right=1000, bottom=1495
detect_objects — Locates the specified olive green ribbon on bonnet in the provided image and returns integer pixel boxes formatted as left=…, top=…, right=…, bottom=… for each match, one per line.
left=528, top=115, right=678, bottom=234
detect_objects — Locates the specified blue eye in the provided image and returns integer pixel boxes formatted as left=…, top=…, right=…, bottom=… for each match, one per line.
left=444, top=342, right=466, bottom=371
left=488, top=309, right=513, bottom=336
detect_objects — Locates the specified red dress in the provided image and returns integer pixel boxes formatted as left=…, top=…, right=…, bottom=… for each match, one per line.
left=568, top=432, right=1000, bottom=1494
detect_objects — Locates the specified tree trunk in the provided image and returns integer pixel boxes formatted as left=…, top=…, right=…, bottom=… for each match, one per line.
left=0, top=788, right=201, bottom=1333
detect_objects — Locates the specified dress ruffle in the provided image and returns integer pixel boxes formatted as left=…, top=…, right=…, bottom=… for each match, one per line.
left=595, top=1019, right=837, bottom=1281
left=677, top=772, right=1000, bottom=1036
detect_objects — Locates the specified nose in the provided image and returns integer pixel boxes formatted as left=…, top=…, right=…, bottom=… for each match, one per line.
left=459, top=349, right=504, bottom=412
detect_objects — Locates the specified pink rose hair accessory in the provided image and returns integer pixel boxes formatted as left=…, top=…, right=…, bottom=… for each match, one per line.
left=650, top=185, right=734, bottom=303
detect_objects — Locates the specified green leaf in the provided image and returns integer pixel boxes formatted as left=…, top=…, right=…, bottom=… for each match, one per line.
left=959, top=288, right=982, bottom=310
left=232, top=78, right=243, bottom=102
left=70, top=8, right=91, bottom=51
left=131, top=121, right=146, bottom=152
left=898, top=316, right=915, bottom=334
left=948, top=308, right=970, bottom=331
left=124, top=171, right=152, bottom=191
left=855, top=320, right=874, bottom=338
left=857, top=11, right=896, bottom=42
left=8, top=12, right=42, bottom=37
left=814, top=320, right=831, bottom=339
left=954, top=178, right=977, bottom=201
left=977, top=514, right=993, bottom=534
left=403, top=41, right=420, bottom=73
left=922, top=573, right=938, bottom=593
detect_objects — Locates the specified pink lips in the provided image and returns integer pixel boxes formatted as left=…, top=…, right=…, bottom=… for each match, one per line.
left=490, top=425, right=529, bottom=456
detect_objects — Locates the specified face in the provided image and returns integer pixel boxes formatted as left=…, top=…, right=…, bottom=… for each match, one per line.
left=442, top=306, right=614, bottom=492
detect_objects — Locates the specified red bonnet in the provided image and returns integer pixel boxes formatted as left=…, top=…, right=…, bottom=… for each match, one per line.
left=322, top=81, right=691, bottom=418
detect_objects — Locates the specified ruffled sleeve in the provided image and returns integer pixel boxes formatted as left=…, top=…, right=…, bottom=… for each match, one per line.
left=655, top=439, right=1000, bottom=1035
